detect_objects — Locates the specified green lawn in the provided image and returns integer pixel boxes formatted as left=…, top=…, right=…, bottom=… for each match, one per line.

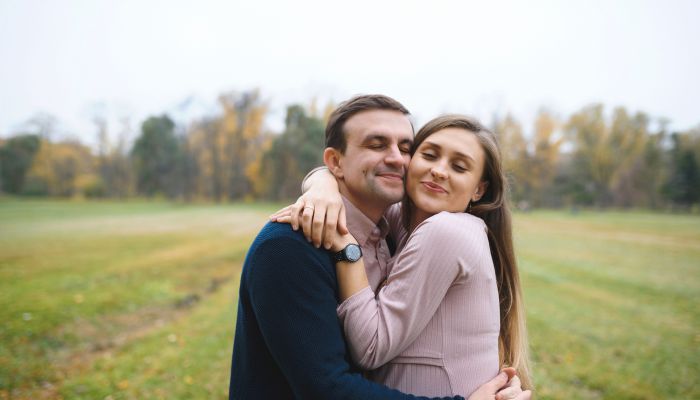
left=516, top=210, right=699, bottom=399
left=0, top=199, right=698, bottom=399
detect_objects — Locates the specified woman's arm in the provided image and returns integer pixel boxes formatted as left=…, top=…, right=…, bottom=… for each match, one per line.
left=332, top=233, right=371, bottom=302
left=270, top=167, right=348, bottom=249
left=272, top=168, right=405, bottom=250
left=337, top=213, right=490, bottom=370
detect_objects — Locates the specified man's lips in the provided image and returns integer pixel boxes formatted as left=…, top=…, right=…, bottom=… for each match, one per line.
left=421, top=181, right=447, bottom=194
left=377, top=173, right=404, bottom=181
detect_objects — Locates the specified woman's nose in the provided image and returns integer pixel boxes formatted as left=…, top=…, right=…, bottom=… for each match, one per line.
left=430, top=164, right=447, bottom=179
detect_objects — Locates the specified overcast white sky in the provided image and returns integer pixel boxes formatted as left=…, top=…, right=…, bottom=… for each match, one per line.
left=1, top=0, right=698, bottom=146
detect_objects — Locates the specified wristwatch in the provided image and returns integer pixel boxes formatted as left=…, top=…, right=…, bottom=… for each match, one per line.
left=332, top=243, right=363, bottom=263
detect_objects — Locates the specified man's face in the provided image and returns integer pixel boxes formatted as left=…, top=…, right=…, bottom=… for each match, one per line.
left=336, top=109, right=414, bottom=214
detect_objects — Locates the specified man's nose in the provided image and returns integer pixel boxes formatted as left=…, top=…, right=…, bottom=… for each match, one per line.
left=384, top=146, right=405, bottom=166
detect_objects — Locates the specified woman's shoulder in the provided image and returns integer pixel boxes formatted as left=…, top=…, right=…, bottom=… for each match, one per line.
left=409, top=212, right=491, bottom=277
left=423, top=211, right=486, bottom=232
left=414, top=212, right=487, bottom=247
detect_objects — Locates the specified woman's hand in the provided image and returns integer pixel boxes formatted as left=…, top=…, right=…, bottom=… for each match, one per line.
left=330, top=232, right=359, bottom=253
left=269, top=168, right=348, bottom=249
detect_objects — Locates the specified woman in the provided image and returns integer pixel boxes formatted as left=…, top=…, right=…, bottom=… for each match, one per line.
left=274, top=115, right=531, bottom=397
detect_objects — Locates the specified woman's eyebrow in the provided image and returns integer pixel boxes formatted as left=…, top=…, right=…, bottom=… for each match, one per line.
left=453, top=151, right=475, bottom=163
left=423, top=140, right=475, bottom=163
left=422, top=140, right=442, bottom=150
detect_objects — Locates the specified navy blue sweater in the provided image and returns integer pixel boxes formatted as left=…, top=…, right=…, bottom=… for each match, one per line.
left=229, top=222, right=464, bottom=399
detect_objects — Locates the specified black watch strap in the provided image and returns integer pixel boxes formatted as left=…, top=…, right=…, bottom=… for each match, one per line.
left=332, top=243, right=363, bottom=263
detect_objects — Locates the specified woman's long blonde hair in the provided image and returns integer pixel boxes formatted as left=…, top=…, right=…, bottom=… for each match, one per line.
left=402, top=114, right=533, bottom=389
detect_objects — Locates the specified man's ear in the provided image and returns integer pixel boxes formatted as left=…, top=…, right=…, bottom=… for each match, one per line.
left=323, top=147, right=344, bottom=179
left=472, top=181, right=489, bottom=201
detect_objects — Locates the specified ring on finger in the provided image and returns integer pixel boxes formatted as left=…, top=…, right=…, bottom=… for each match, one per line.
left=304, top=205, right=315, bottom=211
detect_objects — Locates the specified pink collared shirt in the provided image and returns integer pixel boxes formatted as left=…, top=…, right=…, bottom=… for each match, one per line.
left=341, top=197, right=393, bottom=293
left=338, top=204, right=500, bottom=398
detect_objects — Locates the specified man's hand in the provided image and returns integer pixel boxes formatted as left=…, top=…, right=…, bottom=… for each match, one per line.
left=468, top=368, right=532, bottom=400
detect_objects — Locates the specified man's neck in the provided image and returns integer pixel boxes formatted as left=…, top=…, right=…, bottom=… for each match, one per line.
left=338, top=187, right=387, bottom=224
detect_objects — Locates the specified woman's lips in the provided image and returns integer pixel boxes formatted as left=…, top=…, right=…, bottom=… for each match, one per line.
left=421, top=181, right=447, bottom=194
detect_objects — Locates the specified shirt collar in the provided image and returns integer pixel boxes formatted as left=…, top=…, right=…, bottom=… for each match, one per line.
left=342, top=195, right=389, bottom=246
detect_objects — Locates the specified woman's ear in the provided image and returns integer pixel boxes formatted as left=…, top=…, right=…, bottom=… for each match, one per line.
left=323, top=147, right=344, bottom=179
left=472, top=181, right=489, bottom=201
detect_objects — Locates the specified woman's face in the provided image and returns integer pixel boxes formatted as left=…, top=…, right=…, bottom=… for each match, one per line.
left=406, top=127, right=488, bottom=219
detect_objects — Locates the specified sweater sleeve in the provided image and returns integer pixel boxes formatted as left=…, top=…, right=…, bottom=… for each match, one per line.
left=247, top=231, right=463, bottom=400
left=337, top=212, right=489, bottom=370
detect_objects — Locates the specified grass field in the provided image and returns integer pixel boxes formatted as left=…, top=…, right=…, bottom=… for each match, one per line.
left=0, top=199, right=698, bottom=399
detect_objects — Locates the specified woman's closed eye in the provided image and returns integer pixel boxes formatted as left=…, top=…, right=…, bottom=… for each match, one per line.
left=421, top=151, right=437, bottom=160
left=452, top=163, right=468, bottom=172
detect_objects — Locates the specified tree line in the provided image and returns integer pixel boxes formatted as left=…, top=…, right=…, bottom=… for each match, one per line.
left=1, top=89, right=698, bottom=210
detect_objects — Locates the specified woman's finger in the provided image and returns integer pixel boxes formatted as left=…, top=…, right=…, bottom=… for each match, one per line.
left=271, top=210, right=293, bottom=223
left=310, top=203, right=327, bottom=247
left=300, top=204, right=315, bottom=241
left=323, top=203, right=340, bottom=250
left=289, top=197, right=306, bottom=231
left=337, top=203, right=348, bottom=234
left=269, top=205, right=293, bottom=221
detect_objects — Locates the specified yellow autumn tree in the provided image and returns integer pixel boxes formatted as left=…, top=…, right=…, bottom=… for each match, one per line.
left=187, top=89, right=268, bottom=201
left=25, top=139, right=97, bottom=197
left=530, top=109, right=563, bottom=207
left=493, top=113, right=530, bottom=204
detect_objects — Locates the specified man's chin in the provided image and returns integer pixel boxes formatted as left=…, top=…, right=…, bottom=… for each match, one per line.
left=376, top=189, right=404, bottom=204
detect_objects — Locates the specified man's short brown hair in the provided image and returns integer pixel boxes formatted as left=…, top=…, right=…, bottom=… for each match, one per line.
left=325, top=94, right=411, bottom=153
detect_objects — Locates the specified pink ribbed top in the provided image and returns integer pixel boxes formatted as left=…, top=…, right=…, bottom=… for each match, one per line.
left=337, top=205, right=500, bottom=398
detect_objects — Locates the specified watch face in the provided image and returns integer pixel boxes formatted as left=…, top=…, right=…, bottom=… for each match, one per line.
left=346, top=244, right=362, bottom=262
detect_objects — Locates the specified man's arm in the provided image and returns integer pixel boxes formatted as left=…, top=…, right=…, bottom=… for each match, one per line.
left=246, top=232, right=462, bottom=400
left=471, top=369, right=531, bottom=400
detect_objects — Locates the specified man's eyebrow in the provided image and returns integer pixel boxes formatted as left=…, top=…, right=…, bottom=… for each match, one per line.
left=361, top=134, right=389, bottom=143
left=361, top=134, right=413, bottom=147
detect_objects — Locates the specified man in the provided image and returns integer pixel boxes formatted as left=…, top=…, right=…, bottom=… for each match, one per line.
left=229, top=95, right=530, bottom=399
